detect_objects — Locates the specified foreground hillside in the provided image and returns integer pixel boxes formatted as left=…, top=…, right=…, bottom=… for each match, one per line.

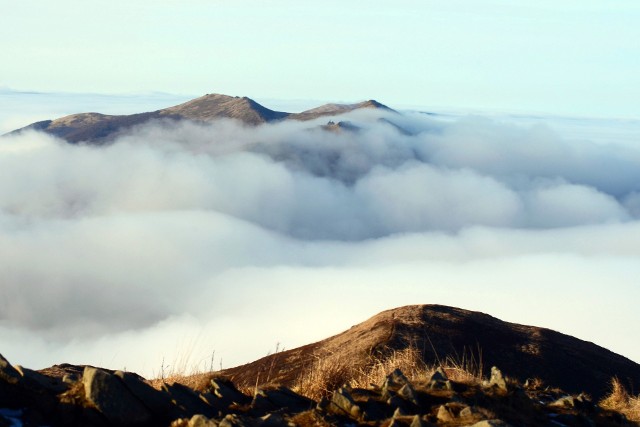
left=220, top=305, right=640, bottom=400
left=2, top=305, right=639, bottom=426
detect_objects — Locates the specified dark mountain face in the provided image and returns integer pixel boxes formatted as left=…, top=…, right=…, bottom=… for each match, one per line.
left=6, top=93, right=394, bottom=144
left=220, top=305, right=640, bottom=399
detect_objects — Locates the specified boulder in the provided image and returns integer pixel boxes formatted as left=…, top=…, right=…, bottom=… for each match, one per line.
left=470, top=420, right=513, bottom=427
left=0, top=354, right=21, bottom=385
left=14, top=365, right=67, bottom=393
left=398, top=383, right=419, bottom=406
left=210, top=378, right=251, bottom=406
left=381, top=369, right=410, bottom=398
left=488, top=367, right=508, bottom=392
left=251, top=386, right=314, bottom=413
left=410, top=415, right=433, bottom=427
left=187, top=414, right=218, bottom=427
left=83, top=366, right=152, bottom=426
left=163, top=382, right=216, bottom=418
left=436, top=404, right=454, bottom=422
left=427, top=368, right=452, bottom=391
left=218, top=413, right=255, bottom=427
left=115, top=370, right=174, bottom=416
left=328, top=387, right=362, bottom=418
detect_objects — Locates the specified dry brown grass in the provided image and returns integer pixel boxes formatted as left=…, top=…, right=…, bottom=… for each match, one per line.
left=292, top=345, right=484, bottom=401
left=599, top=377, right=640, bottom=422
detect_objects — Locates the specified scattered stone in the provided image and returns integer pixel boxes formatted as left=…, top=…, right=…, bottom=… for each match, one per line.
left=459, top=405, right=475, bottom=418
left=470, top=420, right=513, bottom=427
left=83, top=366, right=152, bottom=426
left=0, top=354, right=21, bottom=385
left=488, top=367, right=508, bottom=392
left=548, top=393, right=594, bottom=413
left=260, top=413, right=289, bottom=427
left=387, top=395, right=412, bottom=415
left=393, top=406, right=407, bottom=418
left=251, top=386, right=314, bottom=413
left=219, top=413, right=255, bottom=427
left=381, top=368, right=410, bottom=398
left=398, top=383, right=419, bottom=406
left=410, top=415, right=432, bottom=427
left=210, top=378, right=252, bottom=406
left=188, top=414, right=218, bottom=427
left=436, top=404, right=454, bottom=422
left=427, top=367, right=452, bottom=391
left=361, top=398, right=389, bottom=422
left=328, top=387, right=362, bottom=418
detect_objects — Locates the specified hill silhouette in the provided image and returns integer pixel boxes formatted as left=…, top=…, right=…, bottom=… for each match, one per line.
left=220, top=305, right=640, bottom=400
left=7, top=94, right=393, bottom=144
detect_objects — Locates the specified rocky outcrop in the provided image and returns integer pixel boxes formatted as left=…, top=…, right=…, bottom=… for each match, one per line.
left=0, top=350, right=637, bottom=426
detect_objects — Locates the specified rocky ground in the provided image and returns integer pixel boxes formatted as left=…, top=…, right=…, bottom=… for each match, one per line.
left=1, top=351, right=637, bottom=427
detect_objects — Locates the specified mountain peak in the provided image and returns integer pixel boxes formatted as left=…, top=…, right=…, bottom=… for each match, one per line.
left=5, top=92, right=395, bottom=144
left=291, top=99, right=395, bottom=121
left=159, top=94, right=289, bottom=125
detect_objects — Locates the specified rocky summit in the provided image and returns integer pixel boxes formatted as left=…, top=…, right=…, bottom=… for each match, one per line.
left=1, top=305, right=640, bottom=426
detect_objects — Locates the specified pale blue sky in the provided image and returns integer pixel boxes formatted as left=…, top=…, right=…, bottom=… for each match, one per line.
left=2, top=1, right=639, bottom=116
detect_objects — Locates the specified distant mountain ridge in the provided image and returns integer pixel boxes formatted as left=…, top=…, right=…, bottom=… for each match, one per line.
left=7, top=93, right=395, bottom=144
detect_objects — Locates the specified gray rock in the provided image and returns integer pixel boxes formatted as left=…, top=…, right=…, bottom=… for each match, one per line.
left=260, top=413, right=289, bottom=427
left=0, top=353, right=21, bottom=385
left=427, top=367, right=452, bottom=391
left=219, top=413, right=255, bottom=427
left=14, top=365, right=66, bottom=393
left=188, top=414, right=218, bottom=427
left=459, top=405, right=475, bottom=418
left=381, top=368, right=410, bottom=398
left=115, top=370, right=173, bottom=416
left=210, top=378, right=251, bottom=406
left=488, top=366, right=508, bottom=392
left=398, top=383, right=419, bottom=406
left=436, top=404, right=454, bottom=422
left=470, top=420, right=513, bottom=427
left=252, top=386, right=314, bottom=413
left=328, top=387, right=362, bottom=418
left=163, top=382, right=216, bottom=418
left=387, top=395, right=412, bottom=415
left=83, top=366, right=152, bottom=426
left=410, top=415, right=433, bottom=427
left=393, top=406, right=407, bottom=418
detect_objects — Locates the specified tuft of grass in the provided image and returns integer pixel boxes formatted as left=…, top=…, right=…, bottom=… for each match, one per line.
left=599, top=377, right=640, bottom=422
left=292, top=345, right=484, bottom=401
left=292, top=351, right=355, bottom=400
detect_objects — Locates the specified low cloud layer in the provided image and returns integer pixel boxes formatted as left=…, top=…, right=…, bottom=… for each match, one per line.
left=1, top=110, right=639, bottom=375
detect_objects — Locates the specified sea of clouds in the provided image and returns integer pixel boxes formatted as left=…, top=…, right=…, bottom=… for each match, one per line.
left=1, top=107, right=639, bottom=376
